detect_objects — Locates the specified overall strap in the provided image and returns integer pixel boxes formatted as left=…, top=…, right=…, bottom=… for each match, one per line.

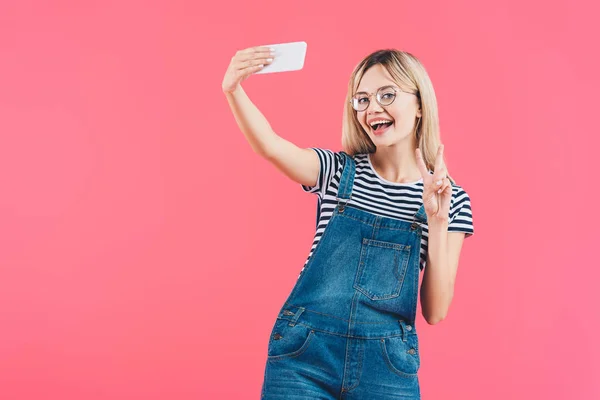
left=413, top=204, right=428, bottom=225
left=336, top=152, right=355, bottom=211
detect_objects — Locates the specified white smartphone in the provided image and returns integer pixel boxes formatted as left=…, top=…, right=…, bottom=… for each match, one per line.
left=255, top=41, right=307, bottom=74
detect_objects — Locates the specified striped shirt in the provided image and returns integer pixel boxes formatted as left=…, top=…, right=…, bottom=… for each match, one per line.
left=300, top=148, right=474, bottom=274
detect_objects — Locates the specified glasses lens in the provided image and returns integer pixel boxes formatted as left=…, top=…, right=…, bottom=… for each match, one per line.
left=352, top=95, right=369, bottom=111
left=377, top=87, right=396, bottom=106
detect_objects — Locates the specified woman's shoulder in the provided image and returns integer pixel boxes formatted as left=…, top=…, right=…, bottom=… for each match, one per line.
left=450, top=181, right=471, bottom=196
left=308, top=147, right=355, bottom=169
left=448, top=181, right=473, bottom=217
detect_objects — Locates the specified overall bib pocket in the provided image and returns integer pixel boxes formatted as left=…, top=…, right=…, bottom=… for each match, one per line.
left=267, top=318, right=316, bottom=361
left=354, top=238, right=411, bottom=300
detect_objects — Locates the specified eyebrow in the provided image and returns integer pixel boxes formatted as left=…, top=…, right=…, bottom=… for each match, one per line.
left=354, top=84, right=397, bottom=94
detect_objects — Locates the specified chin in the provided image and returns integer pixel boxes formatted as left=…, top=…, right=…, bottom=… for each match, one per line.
left=371, top=131, right=410, bottom=145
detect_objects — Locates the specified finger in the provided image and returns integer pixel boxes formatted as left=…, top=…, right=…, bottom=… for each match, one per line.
left=437, top=178, right=451, bottom=194
left=237, top=53, right=275, bottom=65
left=424, top=190, right=437, bottom=207
left=434, top=144, right=444, bottom=173
left=443, top=184, right=453, bottom=196
left=234, top=62, right=269, bottom=79
left=440, top=185, right=453, bottom=211
left=247, top=64, right=267, bottom=74
left=256, top=46, right=276, bottom=54
left=238, top=46, right=276, bottom=61
left=433, top=173, right=445, bottom=187
left=242, top=46, right=275, bottom=55
left=236, top=49, right=275, bottom=65
left=415, top=148, right=431, bottom=180
left=238, top=57, right=274, bottom=71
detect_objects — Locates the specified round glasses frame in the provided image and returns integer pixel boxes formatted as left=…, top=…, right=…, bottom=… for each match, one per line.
left=350, top=85, right=417, bottom=112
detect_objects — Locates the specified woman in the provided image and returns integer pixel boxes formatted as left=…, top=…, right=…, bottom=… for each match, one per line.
left=222, top=46, right=474, bottom=399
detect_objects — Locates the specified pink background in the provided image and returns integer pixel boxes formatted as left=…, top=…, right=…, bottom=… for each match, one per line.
left=1, top=0, right=598, bottom=399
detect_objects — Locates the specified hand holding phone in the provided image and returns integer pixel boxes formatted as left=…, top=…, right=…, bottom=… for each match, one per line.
left=222, top=41, right=307, bottom=93
left=254, top=41, right=307, bottom=75
left=222, top=46, right=275, bottom=93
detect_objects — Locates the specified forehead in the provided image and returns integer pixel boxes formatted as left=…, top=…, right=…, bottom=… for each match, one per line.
left=356, top=64, right=396, bottom=92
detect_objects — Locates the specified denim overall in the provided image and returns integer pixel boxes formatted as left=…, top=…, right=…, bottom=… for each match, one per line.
left=261, top=152, right=427, bottom=400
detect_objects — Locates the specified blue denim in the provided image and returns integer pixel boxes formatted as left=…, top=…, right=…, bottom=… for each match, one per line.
left=261, top=152, right=427, bottom=399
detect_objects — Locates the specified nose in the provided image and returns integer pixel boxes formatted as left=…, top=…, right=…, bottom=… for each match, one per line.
left=366, top=95, right=384, bottom=114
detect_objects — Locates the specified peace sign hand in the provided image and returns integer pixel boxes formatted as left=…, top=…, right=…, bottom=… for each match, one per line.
left=415, top=144, right=452, bottom=222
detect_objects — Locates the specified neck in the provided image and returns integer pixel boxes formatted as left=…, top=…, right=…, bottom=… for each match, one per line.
left=368, top=138, right=422, bottom=183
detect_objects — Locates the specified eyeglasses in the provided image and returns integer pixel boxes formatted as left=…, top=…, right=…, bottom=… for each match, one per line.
left=350, top=85, right=416, bottom=112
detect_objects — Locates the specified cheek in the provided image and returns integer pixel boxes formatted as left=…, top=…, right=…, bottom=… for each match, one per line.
left=389, top=108, right=404, bottom=122
left=358, top=114, right=369, bottom=131
left=390, top=109, right=413, bottom=126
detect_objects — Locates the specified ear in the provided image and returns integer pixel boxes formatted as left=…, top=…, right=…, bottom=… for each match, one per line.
left=416, top=108, right=422, bottom=118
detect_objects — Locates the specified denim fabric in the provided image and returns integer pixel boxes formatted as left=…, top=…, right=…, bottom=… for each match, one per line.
left=261, top=152, right=427, bottom=399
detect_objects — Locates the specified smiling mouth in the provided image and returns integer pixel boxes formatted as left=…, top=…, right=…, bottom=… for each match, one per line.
left=370, top=121, right=394, bottom=134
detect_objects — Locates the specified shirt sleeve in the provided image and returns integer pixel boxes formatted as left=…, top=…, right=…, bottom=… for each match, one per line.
left=301, top=148, right=344, bottom=199
left=448, top=184, right=474, bottom=238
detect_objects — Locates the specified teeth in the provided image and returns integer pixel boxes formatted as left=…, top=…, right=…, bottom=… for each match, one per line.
left=369, top=120, right=393, bottom=128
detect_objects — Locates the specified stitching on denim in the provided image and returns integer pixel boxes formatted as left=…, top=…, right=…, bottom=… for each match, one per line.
left=340, top=330, right=352, bottom=392
left=336, top=212, right=414, bottom=232
left=379, top=339, right=419, bottom=378
left=287, top=305, right=419, bottom=326
left=345, top=339, right=365, bottom=391
left=292, top=322, right=408, bottom=339
left=354, top=240, right=410, bottom=301
left=267, top=330, right=315, bottom=361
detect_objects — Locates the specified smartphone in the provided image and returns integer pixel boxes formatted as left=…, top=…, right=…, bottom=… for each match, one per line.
left=255, top=41, right=307, bottom=74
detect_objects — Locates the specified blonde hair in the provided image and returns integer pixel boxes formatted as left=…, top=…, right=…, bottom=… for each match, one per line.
left=341, top=49, right=454, bottom=184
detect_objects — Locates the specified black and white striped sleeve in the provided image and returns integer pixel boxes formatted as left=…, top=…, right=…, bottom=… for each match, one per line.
left=448, top=185, right=474, bottom=238
left=301, top=148, right=342, bottom=199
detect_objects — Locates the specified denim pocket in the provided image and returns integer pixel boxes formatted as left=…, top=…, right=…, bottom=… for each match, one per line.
left=379, top=334, right=420, bottom=377
left=267, top=319, right=316, bottom=361
left=353, top=238, right=411, bottom=300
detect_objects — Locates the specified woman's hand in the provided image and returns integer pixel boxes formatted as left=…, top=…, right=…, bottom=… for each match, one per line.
left=416, top=144, right=452, bottom=222
left=222, top=46, right=275, bottom=94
